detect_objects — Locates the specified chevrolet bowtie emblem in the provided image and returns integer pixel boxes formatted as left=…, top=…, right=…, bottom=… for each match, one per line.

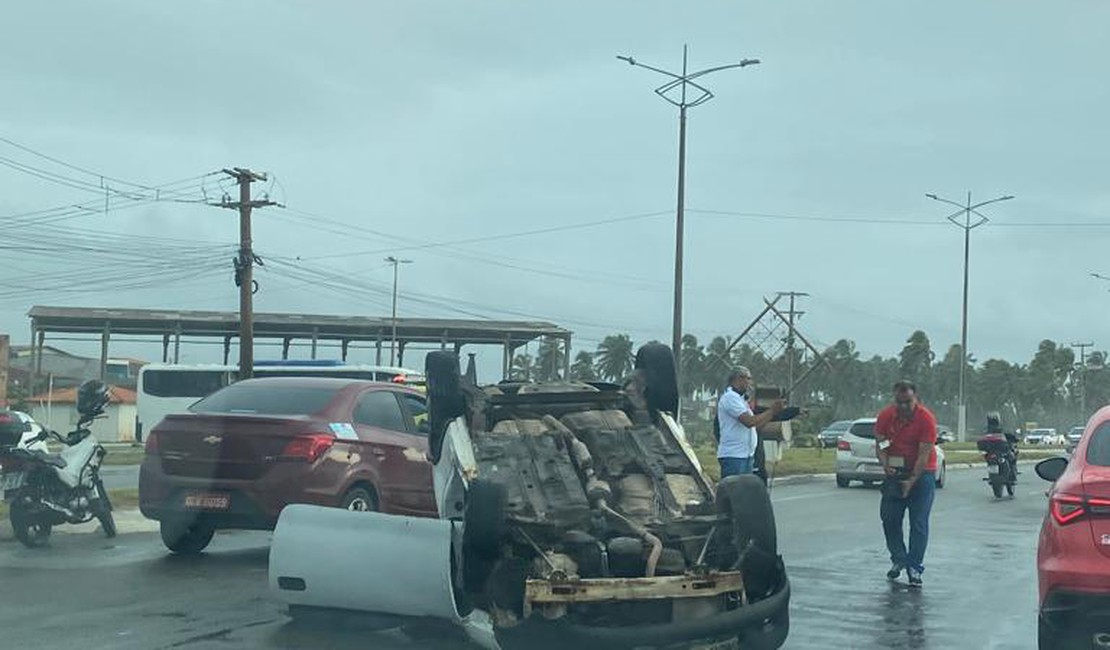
left=203, top=435, right=222, bottom=445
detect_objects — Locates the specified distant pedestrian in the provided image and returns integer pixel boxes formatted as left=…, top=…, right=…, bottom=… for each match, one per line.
left=875, top=380, right=938, bottom=588
left=716, top=367, right=784, bottom=478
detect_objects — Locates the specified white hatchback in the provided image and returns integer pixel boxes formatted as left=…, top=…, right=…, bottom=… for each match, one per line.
left=835, top=417, right=946, bottom=488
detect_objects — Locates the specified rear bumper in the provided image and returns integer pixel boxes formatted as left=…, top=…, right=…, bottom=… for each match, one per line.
left=138, top=457, right=335, bottom=529
left=1041, top=589, right=1110, bottom=637
left=495, top=578, right=790, bottom=650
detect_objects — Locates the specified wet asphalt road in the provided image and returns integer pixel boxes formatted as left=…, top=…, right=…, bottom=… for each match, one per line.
left=0, top=465, right=1046, bottom=650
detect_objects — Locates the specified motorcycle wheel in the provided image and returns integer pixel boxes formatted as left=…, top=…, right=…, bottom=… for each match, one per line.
left=991, top=481, right=1004, bottom=499
left=10, top=502, right=52, bottom=548
left=93, top=481, right=117, bottom=538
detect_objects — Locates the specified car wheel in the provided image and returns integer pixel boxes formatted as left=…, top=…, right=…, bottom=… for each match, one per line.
left=425, top=351, right=466, bottom=463
left=714, top=475, right=779, bottom=599
left=160, top=518, right=215, bottom=555
left=340, top=486, right=378, bottom=512
left=634, top=342, right=679, bottom=414
left=836, top=475, right=850, bottom=488
left=464, top=480, right=508, bottom=559
left=462, top=480, right=508, bottom=594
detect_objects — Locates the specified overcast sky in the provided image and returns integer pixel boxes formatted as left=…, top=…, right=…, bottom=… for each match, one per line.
left=2, top=1, right=1108, bottom=376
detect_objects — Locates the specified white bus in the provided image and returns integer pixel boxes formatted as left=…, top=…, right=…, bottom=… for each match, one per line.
left=135, top=361, right=425, bottom=441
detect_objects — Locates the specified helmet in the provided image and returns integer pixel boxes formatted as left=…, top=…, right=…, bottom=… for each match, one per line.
left=76, top=380, right=111, bottom=417
left=986, top=411, right=1002, bottom=433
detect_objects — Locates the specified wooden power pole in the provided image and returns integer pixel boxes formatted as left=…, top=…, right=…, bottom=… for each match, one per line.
left=217, top=168, right=275, bottom=380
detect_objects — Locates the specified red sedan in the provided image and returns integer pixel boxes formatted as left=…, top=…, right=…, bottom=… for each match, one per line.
left=1036, top=407, right=1110, bottom=649
left=139, top=377, right=435, bottom=554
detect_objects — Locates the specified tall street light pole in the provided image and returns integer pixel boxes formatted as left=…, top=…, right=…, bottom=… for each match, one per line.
left=618, top=46, right=760, bottom=379
left=385, top=256, right=413, bottom=366
left=926, top=191, right=1014, bottom=441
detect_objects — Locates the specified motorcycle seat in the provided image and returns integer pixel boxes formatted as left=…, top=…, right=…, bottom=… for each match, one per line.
left=27, top=449, right=67, bottom=469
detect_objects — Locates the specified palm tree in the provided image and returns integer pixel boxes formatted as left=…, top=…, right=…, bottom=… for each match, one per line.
left=595, top=334, right=635, bottom=382
left=535, top=337, right=565, bottom=381
left=679, top=334, right=706, bottom=399
left=570, top=351, right=598, bottom=381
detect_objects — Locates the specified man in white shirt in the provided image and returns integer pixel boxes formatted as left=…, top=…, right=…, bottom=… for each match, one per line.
left=717, top=367, right=785, bottom=478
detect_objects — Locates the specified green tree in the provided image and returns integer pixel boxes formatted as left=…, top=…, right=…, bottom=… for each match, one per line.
left=595, top=334, right=635, bottom=382
left=570, top=351, right=598, bottom=381
left=703, top=336, right=733, bottom=390
left=535, top=337, right=565, bottom=382
left=898, top=330, right=934, bottom=386
left=679, top=334, right=706, bottom=399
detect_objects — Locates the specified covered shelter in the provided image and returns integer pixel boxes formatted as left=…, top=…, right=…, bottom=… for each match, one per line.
left=27, top=306, right=572, bottom=381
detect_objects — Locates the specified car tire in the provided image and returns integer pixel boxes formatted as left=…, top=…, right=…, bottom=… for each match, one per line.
left=633, top=342, right=679, bottom=414
left=426, top=351, right=466, bottom=463
left=160, top=518, right=216, bottom=555
left=836, top=475, right=850, bottom=488
left=462, top=480, right=508, bottom=594
left=340, top=486, right=378, bottom=512
left=714, top=475, right=779, bottom=599
left=464, top=480, right=508, bottom=559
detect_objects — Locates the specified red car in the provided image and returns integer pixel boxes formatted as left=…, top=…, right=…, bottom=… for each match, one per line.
left=139, top=377, right=435, bottom=554
left=1036, top=407, right=1110, bottom=649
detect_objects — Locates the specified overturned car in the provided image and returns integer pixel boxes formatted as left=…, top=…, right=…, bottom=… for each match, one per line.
left=269, top=343, right=790, bottom=649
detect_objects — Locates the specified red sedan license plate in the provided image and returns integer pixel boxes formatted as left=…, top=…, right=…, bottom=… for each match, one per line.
left=184, top=492, right=230, bottom=510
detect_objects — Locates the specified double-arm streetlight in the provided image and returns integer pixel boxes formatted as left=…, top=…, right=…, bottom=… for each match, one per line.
left=925, top=192, right=1014, bottom=441
left=618, top=46, right=760, bottom=375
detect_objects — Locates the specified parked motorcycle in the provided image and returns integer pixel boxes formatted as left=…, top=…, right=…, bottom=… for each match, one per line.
left=0, top=380, right=116, bottom=548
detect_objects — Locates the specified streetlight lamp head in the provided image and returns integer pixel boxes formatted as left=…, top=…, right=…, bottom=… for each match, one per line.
left=617, top=55, right=636, bottom=65
left=925, top=193, right=939, bottom=200
left=740, top=58, right=761, bottom=67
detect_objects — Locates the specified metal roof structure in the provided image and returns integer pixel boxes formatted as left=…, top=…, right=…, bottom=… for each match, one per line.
left=27, top=306, right=571, bottom=380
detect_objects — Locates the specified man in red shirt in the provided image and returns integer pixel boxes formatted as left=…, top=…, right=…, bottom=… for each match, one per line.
left=874, top=379, right=938, bottom=588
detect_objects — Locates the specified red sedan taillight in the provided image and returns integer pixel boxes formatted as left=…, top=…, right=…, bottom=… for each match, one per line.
left=1051, top=492, right=1110, bottom=526
left=278, top=434, right=335, bottom=463
left=837, top=440, right=851, bottom=451
left=144, top=431, right=160, bottom=456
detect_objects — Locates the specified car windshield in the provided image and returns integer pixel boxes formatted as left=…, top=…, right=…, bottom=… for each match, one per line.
left=849, top=422, right=876, bottom=439
left=190, top=384, right=339, bottom=416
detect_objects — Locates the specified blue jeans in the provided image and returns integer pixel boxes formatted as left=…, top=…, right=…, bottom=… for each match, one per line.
left=880, top=472, right=936, bottom=573
left=719, top=456, right=754, bottom=478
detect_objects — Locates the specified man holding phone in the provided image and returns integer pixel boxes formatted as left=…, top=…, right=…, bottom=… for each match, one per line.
left=875, top=379, right=938, bottom=588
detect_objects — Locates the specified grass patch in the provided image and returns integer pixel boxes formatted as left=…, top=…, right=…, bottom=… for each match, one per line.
left=101, top=448, right=146, bottom=466
left=46, top=445, right=145, bottom=466
left=695, top=446, right=837, bottom=482
left=0, top=487, right=138, bottom=518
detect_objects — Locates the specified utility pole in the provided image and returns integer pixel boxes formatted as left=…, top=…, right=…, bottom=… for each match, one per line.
left=386, top=256, right=413, bottom=366
left=1072, top=342, right=1094, bottom=420
left=216, top=168, right=276, bottom=380
left=926, top=191, right=1014, bottom=442
left=777, top=291, right=808, bottom=400
left=618, top=46, right=760, bottom=392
